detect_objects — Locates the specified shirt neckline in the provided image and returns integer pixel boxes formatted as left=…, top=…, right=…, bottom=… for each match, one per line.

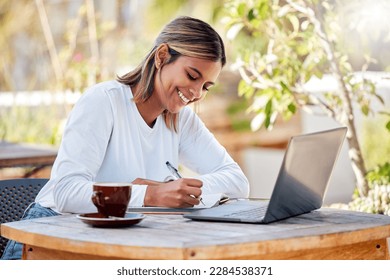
left=126, top=85, right=161, bottom=134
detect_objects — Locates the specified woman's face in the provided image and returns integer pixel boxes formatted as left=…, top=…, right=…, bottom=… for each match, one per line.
left=154, top=54, right=222, bottom=114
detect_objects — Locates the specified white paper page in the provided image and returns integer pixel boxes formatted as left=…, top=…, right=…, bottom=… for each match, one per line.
left=194, top=193, right=228, bottom=209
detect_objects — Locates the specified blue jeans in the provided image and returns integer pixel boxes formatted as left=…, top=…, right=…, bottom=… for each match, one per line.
left=1, top=203, right=59, bottom=260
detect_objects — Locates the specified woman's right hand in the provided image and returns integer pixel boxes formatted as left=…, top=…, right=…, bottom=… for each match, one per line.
left=142, top=178, right=203, bottom=208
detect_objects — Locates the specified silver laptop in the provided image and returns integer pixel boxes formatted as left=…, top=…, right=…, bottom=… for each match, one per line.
left=184, top=127, right=347, bottom=224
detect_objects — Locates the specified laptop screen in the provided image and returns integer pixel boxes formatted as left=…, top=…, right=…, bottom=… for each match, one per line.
left=263, top=127, right=347, bottom=223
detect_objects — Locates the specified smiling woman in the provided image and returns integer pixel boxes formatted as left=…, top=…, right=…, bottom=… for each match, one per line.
left=117, top=16, right=226, bottom=130
left=1, top=16, right=250, bottom=260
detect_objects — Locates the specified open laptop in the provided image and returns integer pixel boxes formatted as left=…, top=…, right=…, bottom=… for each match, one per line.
left=184, top=127, right=347, bottom=224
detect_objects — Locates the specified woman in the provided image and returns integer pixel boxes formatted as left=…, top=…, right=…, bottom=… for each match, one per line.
left=1, top=16, right=249, bottom=259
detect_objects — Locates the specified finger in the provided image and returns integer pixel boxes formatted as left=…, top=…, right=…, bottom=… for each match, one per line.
left=169, top=194, right=199, bottom=208
left=185, top=194, right=200, bottom=206
left=131, top=178, right=144, bottom=184
left=181, top=178, right=203, bottom=188
left=180, top=201, right=197, bottom=208
left=132, top=178, right=161, bottom=185
left=187, top=186, right=202, bottom=198
left=174, top=188, right=201, bottom=207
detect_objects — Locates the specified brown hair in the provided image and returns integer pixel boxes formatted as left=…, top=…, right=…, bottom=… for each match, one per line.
left=117, top=16, right=226, bottom=131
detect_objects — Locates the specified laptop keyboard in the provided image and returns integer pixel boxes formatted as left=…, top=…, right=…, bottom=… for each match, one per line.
left=223, top=204, right=268, bottom=219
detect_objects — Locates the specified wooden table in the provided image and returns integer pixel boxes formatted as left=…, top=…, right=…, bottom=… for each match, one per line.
left=0, top=141, right=57, bottom=177
left=2, top=208, right=390, bottom=260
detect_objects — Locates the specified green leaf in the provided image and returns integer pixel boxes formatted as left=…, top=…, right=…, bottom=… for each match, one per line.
left=256, top=1, right=270, bottom=20
left=374, top=94, right=385, bottom=105
left=248, top=8, right=255, bottom=21
left=361, top=104, right=369, bottom=116
left=296, top=43, right=309, bottom=56
left=288, top=103, right=296, bottom=114
left=238, top=80, right=255, bottom=98
left=280, top=81, right=289, bottom=92
left=386, top=121, right=390, bottom=132
left=237, top=3, right=247, bottom=17
left=265, top=113, right=271, bottom=128
left=378, top=111, right=390, bottom=117
left=265, top=99, right=273, bottom=115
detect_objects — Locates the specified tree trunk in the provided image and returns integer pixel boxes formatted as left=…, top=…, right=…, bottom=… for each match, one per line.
left=310, top=2, right=369, bottom=197
left=35, top=0, right=63, bottom=84
left=344, top=124, right=368, bottom=197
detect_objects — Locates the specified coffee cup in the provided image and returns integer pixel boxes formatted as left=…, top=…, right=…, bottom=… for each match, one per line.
left=92, top=182, right=132, bottom=218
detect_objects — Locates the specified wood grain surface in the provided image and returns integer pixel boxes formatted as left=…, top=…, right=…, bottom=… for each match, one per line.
left=2, top=208, right=390, bottom=260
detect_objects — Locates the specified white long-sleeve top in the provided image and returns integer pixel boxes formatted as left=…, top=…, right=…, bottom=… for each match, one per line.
left=35, top=80, right=249, bottom=214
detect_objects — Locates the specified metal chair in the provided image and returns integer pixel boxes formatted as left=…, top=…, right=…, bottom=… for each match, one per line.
left=0, top=178, right=48, bottom=256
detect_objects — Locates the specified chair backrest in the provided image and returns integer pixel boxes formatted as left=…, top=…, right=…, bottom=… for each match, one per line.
left=0, top=178, right=49, bottom=257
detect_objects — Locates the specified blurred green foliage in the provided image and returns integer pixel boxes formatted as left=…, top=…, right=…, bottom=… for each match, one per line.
left=362, top=116, right=390, bottom=170
left=226, top=98, right=253, bottom=131
left=222, top=0, right=390, bottom=199
left=0, top=0, right=225, bottom=145
left=223, top=0, right=389, bottom=131
left=0, top=105, right=64, bottom=146
left=366, top=163, right=390, bottom=186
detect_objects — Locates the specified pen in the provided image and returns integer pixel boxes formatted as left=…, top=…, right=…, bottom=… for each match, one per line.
left=165, top=161, right=205, bottom=206
left=165, top=161, right=182, bottom=179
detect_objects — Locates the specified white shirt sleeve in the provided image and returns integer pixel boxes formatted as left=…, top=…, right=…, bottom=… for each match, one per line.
left=178, top=107, right=250, bottom=198
left=51, top=88, right=113, bottom=213
left=42, top=86, right=147, bottom=213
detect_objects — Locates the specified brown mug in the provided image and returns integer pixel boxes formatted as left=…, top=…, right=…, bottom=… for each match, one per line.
left=91, top=182, right=132, bottom=218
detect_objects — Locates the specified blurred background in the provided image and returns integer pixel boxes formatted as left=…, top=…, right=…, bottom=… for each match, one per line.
left=1, top=0, right=389, bottom=208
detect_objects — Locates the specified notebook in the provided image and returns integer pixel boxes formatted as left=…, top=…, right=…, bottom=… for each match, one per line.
left=184, top=127, right=347, bottom=224
left=127, top=193, right=229, bottom=214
